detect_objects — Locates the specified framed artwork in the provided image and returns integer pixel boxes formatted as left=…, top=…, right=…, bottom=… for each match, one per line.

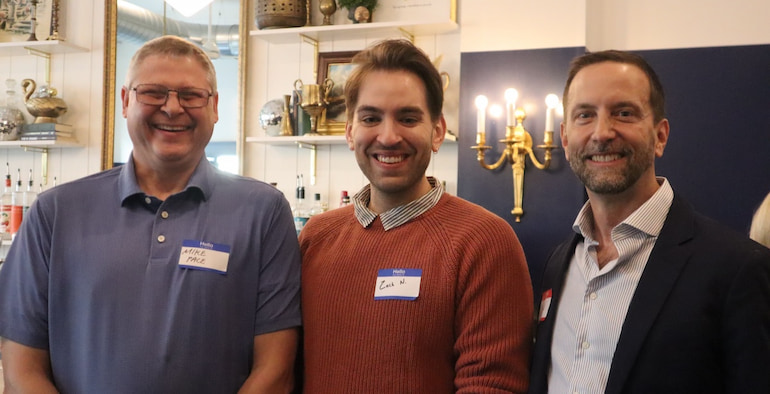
left=0, top=0, right=56, bottom=43
left=316, top=50, right=358, bottom=135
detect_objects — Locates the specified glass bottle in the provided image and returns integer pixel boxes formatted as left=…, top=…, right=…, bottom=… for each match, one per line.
left=0, top=79, right=25, bottom=141
left=339, top=190, right=351, bottom=207
left=0, top=163, right=12, bottom=236
left=23, top=169, right=37, bottom=218
left=308, top=193, right=326, bottom=217
left=292, top=175, right=309, bottom=236
left=10, top=168, right=23, bottom=235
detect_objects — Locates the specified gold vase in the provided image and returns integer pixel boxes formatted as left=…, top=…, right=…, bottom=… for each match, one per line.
left=319, top=0, right=337, bottom=25
left=280, top=95, right=293, bottom=136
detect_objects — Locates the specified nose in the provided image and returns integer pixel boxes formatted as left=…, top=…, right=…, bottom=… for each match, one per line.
left=591, top=112, right=617, bottom=141
left=376, top=118, right=403, bottom=146
left=160, top=91, right=185, bottom=116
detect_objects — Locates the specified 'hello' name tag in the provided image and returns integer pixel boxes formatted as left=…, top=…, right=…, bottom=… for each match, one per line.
left=373, top=268, right=422, bottom=300
left=178, top=240, right=231, bottom=274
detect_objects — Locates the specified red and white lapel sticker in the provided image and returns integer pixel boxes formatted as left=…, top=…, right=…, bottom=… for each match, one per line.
left=539, top=289, right=552, bottom=322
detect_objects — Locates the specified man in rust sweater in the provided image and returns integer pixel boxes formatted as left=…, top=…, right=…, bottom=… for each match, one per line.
left=298, top=39, right=533, bottom=393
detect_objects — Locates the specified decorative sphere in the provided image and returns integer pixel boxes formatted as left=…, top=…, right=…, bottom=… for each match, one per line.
left=259, top=98, right=285, bottom=136
left=354, top=6, right=370, bottom=23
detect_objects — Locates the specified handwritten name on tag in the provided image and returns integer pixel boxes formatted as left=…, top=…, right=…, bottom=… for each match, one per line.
left=373, top=268, right=422, bottom=300
left=178, top=240, right=231, bottom=274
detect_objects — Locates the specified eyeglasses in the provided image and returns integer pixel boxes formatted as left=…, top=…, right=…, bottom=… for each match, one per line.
left=131, top=84, right=213, bottom=108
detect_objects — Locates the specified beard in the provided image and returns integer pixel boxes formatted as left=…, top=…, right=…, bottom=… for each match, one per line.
left=568, top=140, right=655, bottom=194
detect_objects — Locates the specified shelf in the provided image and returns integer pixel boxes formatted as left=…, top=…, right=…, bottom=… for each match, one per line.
left=0, top=40, right=88, bottom=57
left=246, top=135, right=346, bottom=145
left=0, top=139, right=80, bottom=148
left=250, top=20, right=458, bottom=45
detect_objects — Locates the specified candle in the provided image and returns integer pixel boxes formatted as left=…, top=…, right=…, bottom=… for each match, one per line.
left=544, top=94, right=560, bottom=132
left=475, top=95, right=488, bottom=144
left=504, top=88, right=518, bottom=126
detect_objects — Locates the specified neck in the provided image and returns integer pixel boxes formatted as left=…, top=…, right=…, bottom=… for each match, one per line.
left=368, top=177, right=432, bottom=214
left=132, top=157, right=199, bottom=200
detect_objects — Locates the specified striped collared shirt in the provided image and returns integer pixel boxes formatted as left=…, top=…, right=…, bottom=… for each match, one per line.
left=548, top=177, right=674, bottom=394
left=352, top=177, right=444, bottom=231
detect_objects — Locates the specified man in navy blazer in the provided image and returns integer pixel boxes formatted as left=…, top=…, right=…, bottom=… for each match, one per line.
left=529, top=50, right=770, bottom=394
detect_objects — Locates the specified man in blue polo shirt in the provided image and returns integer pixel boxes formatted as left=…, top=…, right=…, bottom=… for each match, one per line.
left=0, top=36, right=301, bottom=393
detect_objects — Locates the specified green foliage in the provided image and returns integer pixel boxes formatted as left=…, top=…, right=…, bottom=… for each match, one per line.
left=337, top=0, right=378, bottom=11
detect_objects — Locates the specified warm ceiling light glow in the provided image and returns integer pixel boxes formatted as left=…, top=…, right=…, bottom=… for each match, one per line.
left=165, top=0, right=214, bottom=17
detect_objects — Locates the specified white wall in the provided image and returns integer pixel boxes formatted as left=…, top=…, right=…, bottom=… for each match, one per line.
left=0, top=0, right=105, bottom=188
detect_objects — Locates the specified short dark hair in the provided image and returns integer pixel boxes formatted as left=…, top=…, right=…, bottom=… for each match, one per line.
left=344, top=39, right=443, bottom=122
left=125, top=35, right=217, bottom=92
left=563, top=50, right=665, bottom=123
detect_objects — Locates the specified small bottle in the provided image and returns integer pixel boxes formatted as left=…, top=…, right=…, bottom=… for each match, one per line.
left=10, top=168, right=23, bottom=235
left=23, top=169, right=37, bottom=217
left=308, top=193, right=326, bottom=217
left=292, top=175, right=309, bottom=236
left=339, top=190, right=351, bottom=207
left=0, top=163, right=12, bottom=236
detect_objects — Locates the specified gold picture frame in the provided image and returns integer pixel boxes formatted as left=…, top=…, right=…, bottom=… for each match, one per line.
left=316, top=50, right=358, bottom=135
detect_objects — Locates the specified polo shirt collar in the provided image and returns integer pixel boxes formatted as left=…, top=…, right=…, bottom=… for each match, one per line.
left=118, top=154, right=214, bottom=204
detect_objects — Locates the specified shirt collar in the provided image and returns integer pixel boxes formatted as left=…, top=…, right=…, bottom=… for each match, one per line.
left=352, top=177, right=445, bottom=231
left=573, top=177, right=674, bottom=239
left=118, top=154, right=214, bottom=205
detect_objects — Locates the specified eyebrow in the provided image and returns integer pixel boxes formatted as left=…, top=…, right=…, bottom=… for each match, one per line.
left=356, top=105, right=425, bottom=115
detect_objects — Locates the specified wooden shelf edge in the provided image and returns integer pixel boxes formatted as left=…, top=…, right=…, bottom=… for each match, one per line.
left=250, top=20, right=458, bottom=44
left=246, top=135, right=347, bottom=145
left=0, top=40, right=89, bottom=56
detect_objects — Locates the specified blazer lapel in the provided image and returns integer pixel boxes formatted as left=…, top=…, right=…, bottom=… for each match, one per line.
left=604, top=195, right=697, bottom=394
left=530, top=234, right=581, bottom=394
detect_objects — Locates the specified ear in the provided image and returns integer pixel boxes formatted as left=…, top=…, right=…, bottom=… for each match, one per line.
left=211, top=92, right=219, bottom=124
left=654, top=118, right=670, bottom=157
left=432, top=115, right=447, bottom=152
left=560, top=121, right=569, bottom=160
left=121, top=86, right=130, bottom=118
left=345, top=121, right=354, bottom=151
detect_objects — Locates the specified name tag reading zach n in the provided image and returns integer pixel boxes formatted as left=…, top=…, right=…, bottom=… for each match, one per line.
left=178, top=240, right=231, bottom=274
left=373, top=268, right=422, bottom=300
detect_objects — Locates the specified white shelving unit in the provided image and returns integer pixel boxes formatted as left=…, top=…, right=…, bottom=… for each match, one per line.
left=0, top=40, right=88, bottom=185
left=246, top=135, right=346, bottom=145
left=249, top=19, right=458, bottom=45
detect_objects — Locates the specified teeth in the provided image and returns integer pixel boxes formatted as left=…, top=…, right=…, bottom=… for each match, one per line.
left=377, top=155, right=404, bottom=164
left=591, top=154, right=620, bottom=162
left=156, top=125, right=188, bottom=132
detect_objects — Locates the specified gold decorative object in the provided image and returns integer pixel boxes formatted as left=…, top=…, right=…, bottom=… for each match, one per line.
left=353, top=6, right=370, bottom=23
left=294, top=78, right=334, bottom=136
left=319, top=0, right=337, bottom=25
left=256, top=0, right=307, bottom=29
left=48, top=0, right=62, bottom=40
left=27, top=0, right=39, bottom=41
left=471, top=90, right=561, bottom=222
left=21, top=79, right=68, bottom=124
left=279, top=95, right=293, bottom=136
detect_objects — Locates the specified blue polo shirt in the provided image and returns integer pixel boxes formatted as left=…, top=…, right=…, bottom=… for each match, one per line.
left=0, top=156, right=301, bottom=393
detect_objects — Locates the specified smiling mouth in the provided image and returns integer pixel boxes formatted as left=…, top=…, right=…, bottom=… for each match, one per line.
left=375, top=154, right=405, bottom=164
left=154, top=124, right=190, bottom=132
left=589, top=153, right=622, bottom=162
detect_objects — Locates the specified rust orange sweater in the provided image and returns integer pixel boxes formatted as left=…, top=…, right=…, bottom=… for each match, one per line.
left=299, top=193, right=533, bottom=393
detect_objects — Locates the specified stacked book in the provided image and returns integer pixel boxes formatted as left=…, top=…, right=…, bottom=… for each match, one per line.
left=20, top=123, right=76, bottom=142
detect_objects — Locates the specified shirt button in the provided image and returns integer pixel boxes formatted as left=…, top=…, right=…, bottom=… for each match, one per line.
left=145, top=196, right=152, bottom=204
left=161, top=211, right=169, bottom=219
left=589, top=292, right=597, bottom=300
left=582, top=341, right=590, bottom=349
left=157, top=235, right=166, bottom=243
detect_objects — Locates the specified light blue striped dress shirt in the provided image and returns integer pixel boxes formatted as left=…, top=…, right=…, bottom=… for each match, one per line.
left=548, top=178, right=674, bottom=394
left=352, top=176, right=444, bottom=230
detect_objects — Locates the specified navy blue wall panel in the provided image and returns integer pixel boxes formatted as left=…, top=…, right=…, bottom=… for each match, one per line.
left=458, top=45, right=770, bottom=294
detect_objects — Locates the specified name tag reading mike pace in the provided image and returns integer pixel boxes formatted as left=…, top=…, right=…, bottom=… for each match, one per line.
left=178, top=240, right=231, bottom=274
left=373, top=268, right=422, bottom=300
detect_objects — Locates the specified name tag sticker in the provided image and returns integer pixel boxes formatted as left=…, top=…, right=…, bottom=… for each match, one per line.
left=373, top=268, right=422, bottom=300
left=178, top=239, right=231, bottom=274
left=539, top=289, right=552, bottom=322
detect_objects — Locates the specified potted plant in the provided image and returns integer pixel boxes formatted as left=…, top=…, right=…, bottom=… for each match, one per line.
left=337, top=0, right=378, bottom=23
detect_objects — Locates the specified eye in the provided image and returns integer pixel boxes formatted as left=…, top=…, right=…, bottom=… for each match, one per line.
left=359, top=114, right=381, bottom=125
left=141, top=88, right=167, bottom=99
left=179, top=90, right=207, bottom=100
left=612, top=108, right=642, bottom=123
left=572, top=110, right=595, bottom=124
left=400, top=116, right=420, bottom=126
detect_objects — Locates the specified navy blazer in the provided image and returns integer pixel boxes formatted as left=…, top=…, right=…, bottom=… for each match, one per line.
left=529, top=195, right=770, bottom=394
